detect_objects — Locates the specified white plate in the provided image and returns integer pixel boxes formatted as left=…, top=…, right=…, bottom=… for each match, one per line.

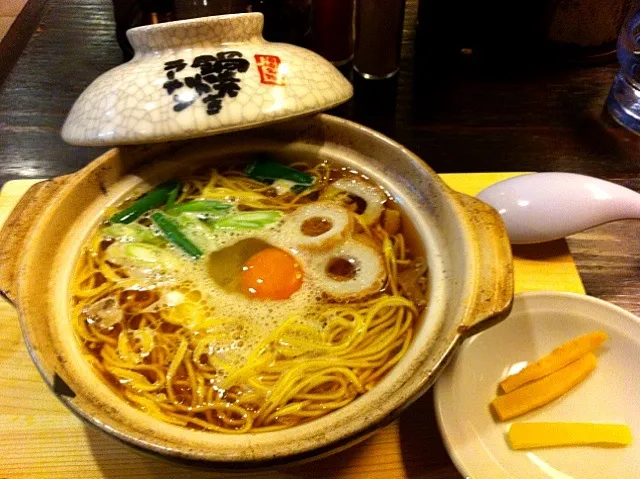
left=434, top=291, right=640, bottom=479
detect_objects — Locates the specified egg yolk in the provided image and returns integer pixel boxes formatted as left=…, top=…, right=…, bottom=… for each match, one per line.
left=241, top=248, right=303, bottom=300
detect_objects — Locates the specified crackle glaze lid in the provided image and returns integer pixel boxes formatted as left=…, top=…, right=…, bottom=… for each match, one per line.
left=61, top=13, right=353, bottom=146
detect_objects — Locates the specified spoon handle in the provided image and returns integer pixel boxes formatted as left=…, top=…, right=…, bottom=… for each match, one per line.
left=476, top=173, right=640, bottom=244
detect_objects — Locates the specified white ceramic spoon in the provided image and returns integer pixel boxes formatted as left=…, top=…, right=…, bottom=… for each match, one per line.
left=476, top=172, right=640, bottom=244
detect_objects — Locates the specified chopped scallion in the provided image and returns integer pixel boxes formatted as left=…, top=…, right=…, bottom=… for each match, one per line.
left=110, top=181, right=181, bottom=224
left=245, top=158, right=314, bottom=186
left=212, top=210, right=283, bottom=230
left=151, top=212, right=203, bottom=259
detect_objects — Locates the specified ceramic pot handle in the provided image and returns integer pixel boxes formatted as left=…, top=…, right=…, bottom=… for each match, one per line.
left=0, top=177, right=70, bottom=305
left=455, top=192, right=514, bottom=337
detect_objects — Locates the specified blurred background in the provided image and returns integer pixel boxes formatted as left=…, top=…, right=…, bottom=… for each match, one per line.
left=111, top=0, right=630, bottom=68
left=0, top=0, right=636, bottom=181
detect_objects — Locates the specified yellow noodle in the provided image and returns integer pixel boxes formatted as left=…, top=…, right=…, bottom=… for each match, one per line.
left=124, top=390, right=189, bottom=426
left=70, top=163, right=425, bottom=433
left=166, top=339, right=188, bottom=403
left=184, top=356, right=199, bottom=408
left=105, top=365, right=165, bottom=392
left=262, top=400, right=312, bottom=425
left=98, top=260, right=125, bottom=283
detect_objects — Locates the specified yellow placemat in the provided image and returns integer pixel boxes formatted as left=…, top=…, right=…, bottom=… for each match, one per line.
left=0, top=175, right=584, bottom=479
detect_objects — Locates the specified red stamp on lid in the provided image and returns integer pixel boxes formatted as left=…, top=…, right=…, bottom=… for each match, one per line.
left=255, top=54, right=285, bottom=86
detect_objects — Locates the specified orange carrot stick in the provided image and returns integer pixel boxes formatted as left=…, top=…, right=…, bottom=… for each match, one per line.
left=500, top=331, right=607, bottom=394
left=492, top=352, right=597, bottom=421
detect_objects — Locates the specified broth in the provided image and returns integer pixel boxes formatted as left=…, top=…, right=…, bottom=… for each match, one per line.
left=70, top=158, right=428, bottom=433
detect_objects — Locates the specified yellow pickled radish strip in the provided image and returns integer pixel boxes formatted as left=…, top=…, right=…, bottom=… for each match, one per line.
left=508, top=422, right=632, bottom=450
left=500, top=331, right=607, bottom=393
left=491, top=352, right=597, bottom=421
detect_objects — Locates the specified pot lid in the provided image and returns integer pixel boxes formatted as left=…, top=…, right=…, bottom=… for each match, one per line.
left=61, top=13, right=353, bottom=146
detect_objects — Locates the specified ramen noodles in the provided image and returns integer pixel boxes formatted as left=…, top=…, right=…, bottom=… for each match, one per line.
left=71, top=158, right=428, bottom=433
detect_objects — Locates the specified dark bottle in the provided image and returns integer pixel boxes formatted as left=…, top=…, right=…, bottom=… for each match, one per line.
left=311, top=0, right=354, bottom=66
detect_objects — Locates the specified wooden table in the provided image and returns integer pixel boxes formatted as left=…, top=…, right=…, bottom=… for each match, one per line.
left=0, top=1, right=639, bottom=477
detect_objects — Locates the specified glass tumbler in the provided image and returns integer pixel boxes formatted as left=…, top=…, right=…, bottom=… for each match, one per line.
left=607, top=2, right=640, bottom=133
left=354, top=0, right=406, bottom=80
